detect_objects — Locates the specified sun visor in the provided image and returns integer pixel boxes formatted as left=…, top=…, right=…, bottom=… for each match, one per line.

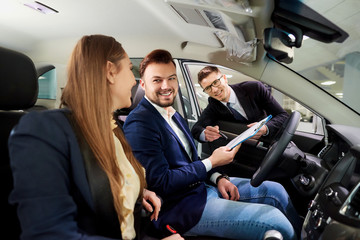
left=167, top=0, right=258, bottom=64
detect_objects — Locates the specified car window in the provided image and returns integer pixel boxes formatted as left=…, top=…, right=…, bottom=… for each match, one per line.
left=32, top=67, right=57, bottom=110
left=282, top=1, right=360, bottom=116
left=38, top=68, right=56, bottom=100
left=272, top=88, right=324, bottom=135
left=289, top=46, right=360, bottom=116
left=182, top=62, right=324, bottom=135
left=177, top=63, right=195, bottom=120
left=130, top=58, right=142, bottom=80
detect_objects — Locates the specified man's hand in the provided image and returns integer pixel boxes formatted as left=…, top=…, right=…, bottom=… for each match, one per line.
left=142, top=189, right=161, bottom=221
left=209, top=144, right=241, bottom=168
left=204, top=125, right=221, bottom=142
left=247, top=123, right=267, bottom=140
left=217, top=178, right=240, bottom=201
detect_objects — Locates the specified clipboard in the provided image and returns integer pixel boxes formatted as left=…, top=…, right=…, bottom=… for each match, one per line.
left=226, top=115, right=272, bottom=150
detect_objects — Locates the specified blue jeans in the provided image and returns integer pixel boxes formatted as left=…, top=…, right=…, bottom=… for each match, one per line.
left=184, top=177, right=302, bottom=240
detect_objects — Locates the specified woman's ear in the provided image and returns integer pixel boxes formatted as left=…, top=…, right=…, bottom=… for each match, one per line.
left=106, top=61, right=115, bottom=84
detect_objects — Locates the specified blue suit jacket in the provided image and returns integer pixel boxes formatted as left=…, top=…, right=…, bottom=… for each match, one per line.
left=8, top=109, right=121, bottom=240
left=191, top=81, right=289, bottom=142
left=123, top=98, right=211, bottom=235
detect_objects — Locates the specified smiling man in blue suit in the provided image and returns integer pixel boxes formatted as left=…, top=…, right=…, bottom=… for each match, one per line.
left=123, top=49, right=302, bottom=240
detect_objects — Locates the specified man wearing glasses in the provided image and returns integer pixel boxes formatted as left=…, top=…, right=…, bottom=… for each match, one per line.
left=191, top=66, right=288, bottom=143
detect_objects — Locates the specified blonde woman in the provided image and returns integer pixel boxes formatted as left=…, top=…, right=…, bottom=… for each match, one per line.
left=9, top=35, right=182, bottom=240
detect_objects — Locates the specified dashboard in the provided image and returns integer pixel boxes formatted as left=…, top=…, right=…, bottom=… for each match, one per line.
left=301, top=124, right=360, bottom=240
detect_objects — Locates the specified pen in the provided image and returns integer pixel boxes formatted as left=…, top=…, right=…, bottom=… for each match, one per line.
left=219, top=130, right=228, bottom=140
left=255, top=121, right=266, bottom=132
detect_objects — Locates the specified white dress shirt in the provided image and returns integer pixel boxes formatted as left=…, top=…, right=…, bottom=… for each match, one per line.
left=221, top=87, right=248, bottom=120
left=145, top=96, right=220, bottom=183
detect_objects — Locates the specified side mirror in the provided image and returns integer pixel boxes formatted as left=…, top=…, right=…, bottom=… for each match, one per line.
left=263, top=28, right=294, bottom=64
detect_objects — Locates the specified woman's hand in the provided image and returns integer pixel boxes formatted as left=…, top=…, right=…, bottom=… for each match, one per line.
left=162, top=234, right=184, bottom=240
left=142, top=189, right=161, bottom=221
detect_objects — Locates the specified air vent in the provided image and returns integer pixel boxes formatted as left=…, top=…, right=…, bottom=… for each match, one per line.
left=340, top=182, right=360, bottom=220
left=350, top=189, right=360, bottom=213
left=318, top=143, right=332, bottom=158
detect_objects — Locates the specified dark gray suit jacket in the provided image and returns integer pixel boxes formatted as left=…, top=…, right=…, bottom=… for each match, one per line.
left=9, top=109, right=122, bottom=240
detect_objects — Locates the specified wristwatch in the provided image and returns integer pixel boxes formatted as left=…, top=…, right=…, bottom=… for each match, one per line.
left=216, top=174, right=230, bottom=185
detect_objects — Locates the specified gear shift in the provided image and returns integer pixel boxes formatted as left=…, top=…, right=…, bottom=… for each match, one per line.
left=263, top=230, right=283, bottom=240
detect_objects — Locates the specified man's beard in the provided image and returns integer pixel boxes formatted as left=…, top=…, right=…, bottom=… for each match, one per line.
left=153, top=90, right=176, bottom=107
left=154, top=98, right=174, bottom=108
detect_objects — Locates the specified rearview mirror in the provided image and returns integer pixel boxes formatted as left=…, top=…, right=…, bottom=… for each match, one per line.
left=263, top=28, right=294, bottom=64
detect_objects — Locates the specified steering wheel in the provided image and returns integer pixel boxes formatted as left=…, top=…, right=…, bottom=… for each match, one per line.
left=250, top=111, right=301, bottom=187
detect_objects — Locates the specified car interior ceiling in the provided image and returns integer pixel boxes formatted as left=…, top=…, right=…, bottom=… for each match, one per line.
left=2, top=0, right=360, bottom=239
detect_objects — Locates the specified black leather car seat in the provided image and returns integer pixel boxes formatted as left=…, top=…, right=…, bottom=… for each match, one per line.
left=0, top=46, right=38, bottom=239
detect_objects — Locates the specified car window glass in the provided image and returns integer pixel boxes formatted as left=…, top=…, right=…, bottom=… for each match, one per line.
left=288, top=48, right=360, bottom=115
left=176, top=65, right=194, bottom=120
left=183, top=62, right=324, bottom=135
left=32, top=68, right=57, bottom=110
left=130, top=58, right=142, bottom=80
left=283, top=0, right=360, bottom=116
left=38, top=68, right=56, bottom=99
left=272, top=88, right=324, bottom=135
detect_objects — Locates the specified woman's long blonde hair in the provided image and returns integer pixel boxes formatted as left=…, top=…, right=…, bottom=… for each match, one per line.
left=60, top=34, right=146, bottom=226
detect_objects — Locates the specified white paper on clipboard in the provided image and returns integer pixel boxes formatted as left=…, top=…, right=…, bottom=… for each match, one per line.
left=226, top=115, right=272, bottom=150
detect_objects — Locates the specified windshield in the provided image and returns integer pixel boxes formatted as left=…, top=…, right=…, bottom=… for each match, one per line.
left=287, top=0, right=360, bottom=115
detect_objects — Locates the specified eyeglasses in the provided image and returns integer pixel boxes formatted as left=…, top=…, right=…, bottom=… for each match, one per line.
left=202, top=75, right=223, bottom=93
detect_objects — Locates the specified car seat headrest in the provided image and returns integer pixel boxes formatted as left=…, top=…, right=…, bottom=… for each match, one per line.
left=113, top=80, right=145, bottom=126
left=0, top=47, right=38, bottom=110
